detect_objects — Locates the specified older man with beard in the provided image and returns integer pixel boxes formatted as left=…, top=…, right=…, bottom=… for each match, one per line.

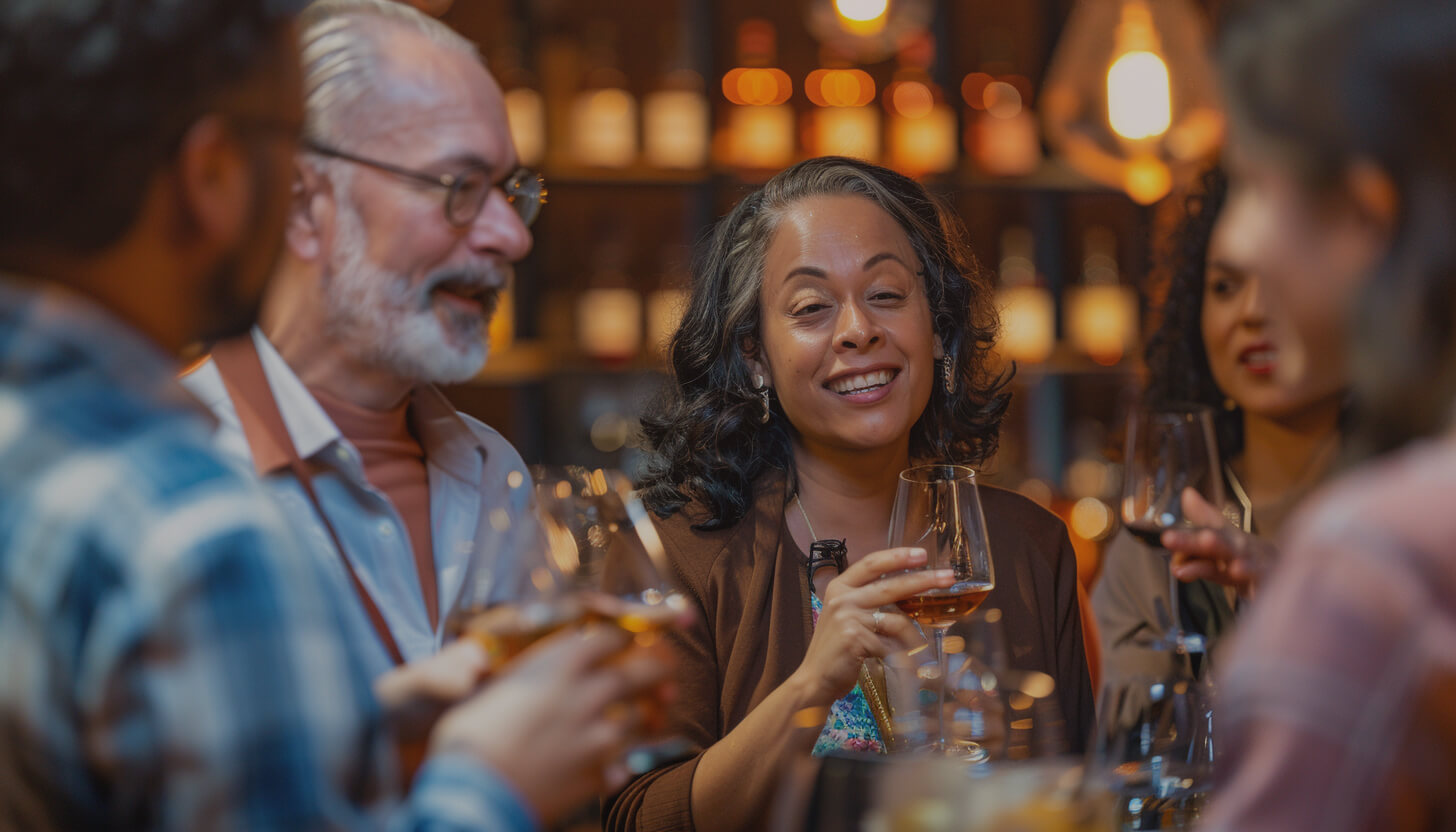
left=182, top=0, right=547, bottom=679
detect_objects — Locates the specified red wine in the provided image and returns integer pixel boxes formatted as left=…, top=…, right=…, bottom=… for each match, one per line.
left=1124, top=523, right=1170, bottom=549
left=896, top=581, right=994, bottom=626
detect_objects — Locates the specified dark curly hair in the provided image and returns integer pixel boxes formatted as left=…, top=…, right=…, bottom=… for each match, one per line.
left=0, top=0, right=305, bottom=255
left=639, top=156, right=1012, bottom=530
left=1220, top=0, right=1456, bottom=461
left=1143, top=166, right=1240, bottom=461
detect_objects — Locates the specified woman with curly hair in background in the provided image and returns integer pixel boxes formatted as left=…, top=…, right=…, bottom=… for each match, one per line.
left=1092, top=166, right=1347, bottom=690
left=606, top=156, right=1093, bottom=832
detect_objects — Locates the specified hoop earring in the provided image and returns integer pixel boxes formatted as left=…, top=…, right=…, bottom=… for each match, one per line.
left=941, top=355, right=956, bottom=395
left=755, top=374, right=772, bottom=424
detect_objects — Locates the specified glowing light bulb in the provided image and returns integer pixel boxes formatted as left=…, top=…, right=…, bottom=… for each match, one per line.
left=835, top=0, right=889, bottom=22
left=833, top=0, right=889, bottom=36
left=1107, top=50, right=1172, bottom=140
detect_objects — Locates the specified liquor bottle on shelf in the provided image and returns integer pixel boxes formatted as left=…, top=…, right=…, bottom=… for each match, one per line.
left=490, top=33, right=545, bottom=169
left=994, top=226, right=1055, bottom=365
left=805, top=57, right=880, bottom=162
left=884, top=33, right=957, bottom=176
left=569, top=24, right=637, bottom=169
left=719, top=19, right=795, bottom=171
left=1065, top=226, right=1138, bottom=366
left=643, top=23, right=709, bottom=171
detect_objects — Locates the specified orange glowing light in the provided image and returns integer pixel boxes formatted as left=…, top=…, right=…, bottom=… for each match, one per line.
left=833, top=0, right=889, bottom=36
left=806, top=69, right=875, bottom=108
left=961, top=72, right=993, bottom=110
left=723, top=67, right=792, bottom=106
left=983, top=81, right=1023, bottom=119
left=888, top=81, right=934, bottom=119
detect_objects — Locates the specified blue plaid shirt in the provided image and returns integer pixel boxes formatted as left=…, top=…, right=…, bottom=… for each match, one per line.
left=0, top=276, right=537, bottom=831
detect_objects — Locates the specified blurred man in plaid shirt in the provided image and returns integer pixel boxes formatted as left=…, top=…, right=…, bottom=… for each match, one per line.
left=0, top=2, right=669, bottom=829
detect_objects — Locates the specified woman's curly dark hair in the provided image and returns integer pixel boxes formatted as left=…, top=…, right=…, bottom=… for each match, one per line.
left=1142, top=166, right=1240, bottom=461
left=638, top=156, right=1012, bottom=530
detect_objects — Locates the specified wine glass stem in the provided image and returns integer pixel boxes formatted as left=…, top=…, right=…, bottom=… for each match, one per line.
left=1167, top=559, right=1186, bottom=654
left=934, top=625, right=949, bottom=751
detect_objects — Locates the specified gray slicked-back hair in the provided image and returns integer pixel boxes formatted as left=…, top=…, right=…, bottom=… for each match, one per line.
left=298, top=0, right=478, bottom=145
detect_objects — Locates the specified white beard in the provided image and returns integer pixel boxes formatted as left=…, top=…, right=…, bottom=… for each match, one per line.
left=322, top=198, right=507, bottom=384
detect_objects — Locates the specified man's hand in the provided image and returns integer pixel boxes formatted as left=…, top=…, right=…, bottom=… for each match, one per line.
left=429, top=624, right=676, bottom=825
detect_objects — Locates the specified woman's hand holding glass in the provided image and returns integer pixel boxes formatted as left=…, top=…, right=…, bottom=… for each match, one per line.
left=790, top=546, right=950, bottom=707
left=1162, top=489, right=1274, bottom=599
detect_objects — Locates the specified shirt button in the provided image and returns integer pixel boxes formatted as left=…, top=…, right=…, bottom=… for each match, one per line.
left=377, top=521, right=395, bottom=537
left=335, top=447, right=350, bottom=463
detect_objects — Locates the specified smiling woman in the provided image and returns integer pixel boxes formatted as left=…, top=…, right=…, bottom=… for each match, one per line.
left=609, top=157, right=1094, bottom=832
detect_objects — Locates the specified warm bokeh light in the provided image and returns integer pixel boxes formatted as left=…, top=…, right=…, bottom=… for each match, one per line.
left=983, top=81, right=1023, bottom=119
left=1070, top=497, right=1114, bottom=541
left=811, top=106, right=881, bottom=160
left=834, top=0, right=889, bottom=22
left=996, top=286, right=1055, bottom=363
left=1066, top=284, right=1138, bottom=365
left=805, top=69, right=876, bottom=108
left=887, top=80, right=935, bottom=119
left=887, top=102, right=956, bottom=174
left=646, top=288, right=689, bottom=356
left=722, top=67, right=793, bottom=106
left=833, top=0, right=890, bottom=35
left=1106, top=50, right=1172, bottom=140
left=487, top=289, right=513, bottom=354
left=644, top=89, right=709, bottom=169
left=1124, top=154, right=1172, bottom=204
left=570, top=88, right=637, bottom=168
left=503, top=87, right=544, bottom=167
left=577, top=288, right=642, bottom=362
left=961, top=72, right=993, bottom=110
left=724, top=104, right=796, bottom=168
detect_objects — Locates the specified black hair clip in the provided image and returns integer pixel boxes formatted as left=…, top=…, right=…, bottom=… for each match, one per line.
left=806, top=538, right=849, bottom=591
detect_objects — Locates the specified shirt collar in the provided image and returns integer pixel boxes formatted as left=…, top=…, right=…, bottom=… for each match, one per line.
left=242, top=327, right=344, bottom=474
left=409, top=382, right=486, bottom=486
left=243, top=327, right=486, bottom=484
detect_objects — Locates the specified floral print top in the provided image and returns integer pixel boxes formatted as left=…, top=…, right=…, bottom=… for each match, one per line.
left=809, top=591, right=885, bottom=755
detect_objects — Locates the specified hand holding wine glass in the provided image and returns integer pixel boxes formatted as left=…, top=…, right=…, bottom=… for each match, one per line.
left=1163, top=489, right=1274, bottom=598
left=791, top=547, right=950, bottom=708
left=1120, top=404, right=1224, bottom=654
left=887, top=463, right=996, bottom=755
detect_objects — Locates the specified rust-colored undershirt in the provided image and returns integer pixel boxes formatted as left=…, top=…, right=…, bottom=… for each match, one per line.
left=310, top=386, right=438, bottom=631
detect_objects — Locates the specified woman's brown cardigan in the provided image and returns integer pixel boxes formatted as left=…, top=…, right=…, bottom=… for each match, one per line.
left=605, top=473, right=1094, bottom=831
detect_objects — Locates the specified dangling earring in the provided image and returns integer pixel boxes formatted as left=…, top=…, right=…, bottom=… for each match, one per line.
left=755, top=374, right=772, bottom=424
left=1223, top=397, right=1238, bottom=411
left=941, top=355, right=956, bottom=395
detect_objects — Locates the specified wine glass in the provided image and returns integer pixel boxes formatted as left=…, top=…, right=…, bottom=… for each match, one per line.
left=1120, top=404, right=1224, bottom=657
left=1095, top=675, right=1216, bottom=831
left=888, top=463, right=996, bottom=755
left=529, top=465, right=693, bottom=773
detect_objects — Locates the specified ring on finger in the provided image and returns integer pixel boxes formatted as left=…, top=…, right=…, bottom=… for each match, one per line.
left=871, top=610, right=885, bottom=633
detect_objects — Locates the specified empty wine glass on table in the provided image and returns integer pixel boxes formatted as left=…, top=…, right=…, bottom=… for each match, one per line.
left=888, top=463, right=996, bottom=756
left=1120, top=404, right=1224, bottom=658
left=1096, top=675, right=1216, bottom=831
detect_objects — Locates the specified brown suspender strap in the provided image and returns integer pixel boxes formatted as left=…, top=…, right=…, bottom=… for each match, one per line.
left=210, top=337, right=407, bottom=667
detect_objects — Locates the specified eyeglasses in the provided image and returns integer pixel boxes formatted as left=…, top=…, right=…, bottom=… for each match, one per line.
left=303, top=139, right=546, bottom=228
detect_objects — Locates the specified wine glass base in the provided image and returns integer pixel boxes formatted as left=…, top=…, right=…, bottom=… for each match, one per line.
left=1150, top=631, right=1207, bottom=656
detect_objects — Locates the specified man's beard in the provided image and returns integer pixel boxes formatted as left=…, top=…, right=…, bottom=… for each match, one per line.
left=198, top=145, right=287, bottom=344
left=321, top=198, right=508, bottom=384
left=197, top=254, right=265, bottom=343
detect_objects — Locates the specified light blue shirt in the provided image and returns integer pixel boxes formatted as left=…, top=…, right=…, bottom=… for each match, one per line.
left=181, top=328, right=539, bottom=679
